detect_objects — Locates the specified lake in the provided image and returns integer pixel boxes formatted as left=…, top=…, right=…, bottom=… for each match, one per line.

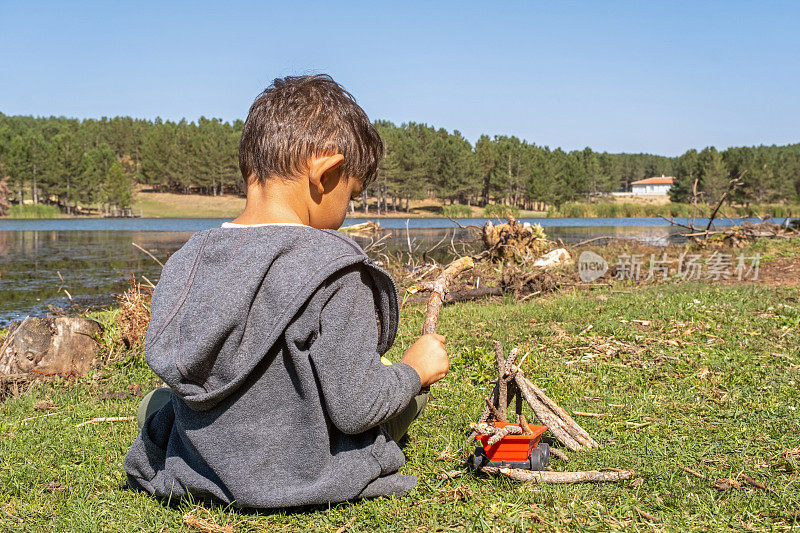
left=0, top=216, right=788, bottom=326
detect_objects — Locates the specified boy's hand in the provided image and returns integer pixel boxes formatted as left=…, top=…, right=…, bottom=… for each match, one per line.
left=401, top=334, right=448, bottom=388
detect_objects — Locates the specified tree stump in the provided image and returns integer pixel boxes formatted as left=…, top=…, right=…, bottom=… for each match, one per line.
left=0, top=317, right=102, bottom=377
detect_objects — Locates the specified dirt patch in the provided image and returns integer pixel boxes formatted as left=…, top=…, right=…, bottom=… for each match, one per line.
left=747, top=256, right=800, bottom=287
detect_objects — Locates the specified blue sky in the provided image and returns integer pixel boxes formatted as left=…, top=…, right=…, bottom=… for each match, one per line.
left=1, top=1, right=797, bottom=156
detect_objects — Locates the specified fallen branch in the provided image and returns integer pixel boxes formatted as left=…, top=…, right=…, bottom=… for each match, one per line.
left=705, top=174, right=743, bottom=233
left=75, top=416, right=135, bottom=428
left=480, top=466, right=633, bottom=484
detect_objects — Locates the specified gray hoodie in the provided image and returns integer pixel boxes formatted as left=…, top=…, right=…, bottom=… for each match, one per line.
left=123, top=225, right=422, bottom=508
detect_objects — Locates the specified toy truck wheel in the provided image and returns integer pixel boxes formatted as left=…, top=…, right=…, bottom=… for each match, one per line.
left=472, top=446, right=487, bottom=470
left=529, top=443, right=550, bottom=471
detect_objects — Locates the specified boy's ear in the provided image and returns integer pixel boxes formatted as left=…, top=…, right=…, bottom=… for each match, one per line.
left=308, top=154, right=344, bottom=194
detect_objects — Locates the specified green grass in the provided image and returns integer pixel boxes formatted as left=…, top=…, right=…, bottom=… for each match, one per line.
left=441, top=204, right=473, bottom=218
left=483, top=204, right=521, bottom=218
left=1, top=284, right=799, bottom=531
left=5, top=203, right=61, bottom=219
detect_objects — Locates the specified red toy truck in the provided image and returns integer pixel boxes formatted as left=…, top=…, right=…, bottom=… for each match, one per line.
left=473, top=422, right=550, bottom=470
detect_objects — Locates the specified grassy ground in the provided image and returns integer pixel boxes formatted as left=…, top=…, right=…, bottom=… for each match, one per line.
left=132, top=191, right=247, bottom=218
left=1, top=282, right=798, bottom=531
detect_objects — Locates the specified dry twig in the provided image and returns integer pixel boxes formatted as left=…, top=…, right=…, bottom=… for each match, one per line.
left=480, top=466, right=633, bottom=484
left=132, top=242, right=164, bottom=267
left=677, top=464, right=706, bottom=479
left=75, top=416, right=135, bottom=428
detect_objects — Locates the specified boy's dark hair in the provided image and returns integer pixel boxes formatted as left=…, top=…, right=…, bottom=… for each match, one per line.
left=239, top=74, right=383, bottom=187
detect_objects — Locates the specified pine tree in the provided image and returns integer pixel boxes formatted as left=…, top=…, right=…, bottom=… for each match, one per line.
left=105, top=160, right=132, bottom=209
left=670, top=149, right=699, bottom=203
left=696, top=147, right=729, bottom=204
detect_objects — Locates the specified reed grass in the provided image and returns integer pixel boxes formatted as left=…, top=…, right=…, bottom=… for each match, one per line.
left=6, top=203, right=61, bottom=219
left=546, top=201, right=798, bottom=219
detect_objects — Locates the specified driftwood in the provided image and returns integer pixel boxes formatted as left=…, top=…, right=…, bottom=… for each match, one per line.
left=340, top=220, right=385, bottom=237
left=480, top=466, right=634, bottom=484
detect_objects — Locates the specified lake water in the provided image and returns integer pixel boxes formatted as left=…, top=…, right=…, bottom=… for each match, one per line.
left=0, top=216, right=788, bottom=326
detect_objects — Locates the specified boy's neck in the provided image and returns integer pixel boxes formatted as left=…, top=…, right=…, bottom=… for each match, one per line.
left=233, top=180, right=310, bottom=226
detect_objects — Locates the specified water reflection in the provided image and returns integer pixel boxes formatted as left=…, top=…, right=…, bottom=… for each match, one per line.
left=0, top=231, right=194, bottom=325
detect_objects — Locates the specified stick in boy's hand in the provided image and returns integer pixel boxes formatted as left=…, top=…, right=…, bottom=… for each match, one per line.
left=406, top=256, right=474, bottom=390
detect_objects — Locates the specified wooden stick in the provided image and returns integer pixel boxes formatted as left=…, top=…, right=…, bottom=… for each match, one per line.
left=518, top=414, right=534, bottom=435
left=740, top=474, right=766, bottom=490
left=75, top=416, right=135, bottom=428
left=515, top=371, right=598, bottom=448
left=635, top=507, right=660, bottom=523
left=408, top=256, right=474, bottom=335
left=514, top=374, right=583, bottom=451
left=487, top=424, right=523, bottom=446
left=549, top=447, right=569, bottom=462
left=484, top=396, right=501, bottom=420
left=494, top=341, right=508, bottom=422
left=408, top=256, right=474, bottom=393
left=528, top=380, right=600, bottom=448
left=466, top=383, right=499, bottom=444
left=677, top=464, right=706, bottom=479
left=480, top=466, right=633, bottom=484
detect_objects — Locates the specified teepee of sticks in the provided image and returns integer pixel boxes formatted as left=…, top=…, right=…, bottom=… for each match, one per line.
left=467, top=340, right=600, bottom=452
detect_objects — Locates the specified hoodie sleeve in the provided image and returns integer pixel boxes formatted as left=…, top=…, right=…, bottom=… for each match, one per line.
left=308, top=265, right=422, bottom=435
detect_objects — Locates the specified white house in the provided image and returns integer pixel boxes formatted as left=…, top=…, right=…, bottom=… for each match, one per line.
left=630, top=175, right=674, bottom=196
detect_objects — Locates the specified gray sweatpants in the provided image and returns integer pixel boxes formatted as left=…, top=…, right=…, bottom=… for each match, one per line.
left=137, top=388, right=428, bottom=443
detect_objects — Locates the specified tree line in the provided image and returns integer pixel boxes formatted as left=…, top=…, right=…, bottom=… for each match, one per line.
left=0, top=112, right=798, bottom=215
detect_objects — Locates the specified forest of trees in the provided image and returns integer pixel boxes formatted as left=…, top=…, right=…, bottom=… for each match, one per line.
left=0, top=112, right=799, bottom=215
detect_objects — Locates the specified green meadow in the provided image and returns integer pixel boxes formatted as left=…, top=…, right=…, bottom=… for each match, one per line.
left=1, top=281, right=798, bottom=531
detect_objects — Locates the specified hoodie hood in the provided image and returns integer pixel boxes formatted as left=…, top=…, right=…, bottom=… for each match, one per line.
left=144, top=226, right=398, bottom=411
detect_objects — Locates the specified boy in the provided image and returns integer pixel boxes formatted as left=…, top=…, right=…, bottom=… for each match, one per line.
left=123, top=74, right=449, bottom=508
